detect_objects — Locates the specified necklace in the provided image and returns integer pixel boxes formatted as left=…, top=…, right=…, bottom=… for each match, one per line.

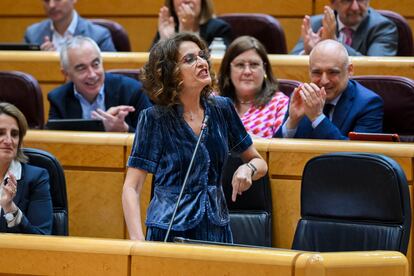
left=183, top=109, right=202, bottom=121
left=183, top=111, right=195, bottom=121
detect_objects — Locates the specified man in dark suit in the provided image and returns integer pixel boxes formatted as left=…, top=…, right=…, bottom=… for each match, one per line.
left=291, top=0, right=397, bottom=56
left=24, top=0, right=115, bottom=52
left=274, top=39, right=383, bottom=140
left=47, top=36, right=151, bottom=132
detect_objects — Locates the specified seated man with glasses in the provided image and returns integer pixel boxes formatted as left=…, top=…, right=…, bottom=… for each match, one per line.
left=274, top=39, right=383, bottom=140
left=291, top=0, right=397, bottom=56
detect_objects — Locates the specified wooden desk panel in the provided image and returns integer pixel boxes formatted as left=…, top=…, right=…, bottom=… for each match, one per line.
left=295, top=251, right=408, bottom=276
left=66, top=170, right=125, bottom=238
left=131, top=242, right=300, bottom=276
left=0, top=235, right=133, bottom=276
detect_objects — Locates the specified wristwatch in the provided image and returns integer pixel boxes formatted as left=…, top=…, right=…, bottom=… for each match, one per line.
left=4, top=209, right=18, bottom=222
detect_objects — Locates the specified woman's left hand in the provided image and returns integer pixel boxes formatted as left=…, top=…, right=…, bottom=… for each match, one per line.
left=231, top=164, right=253, bottom=202
left=0, top=172, right=17, bottom=211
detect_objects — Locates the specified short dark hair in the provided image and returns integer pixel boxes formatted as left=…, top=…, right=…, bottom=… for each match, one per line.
left=218, top=36, right=279, bottom=107
left=0, top=102, right=28, bottom=162
left=141, top=32, right=216, bottom=106
left=164, top=0, right=215, bottom=24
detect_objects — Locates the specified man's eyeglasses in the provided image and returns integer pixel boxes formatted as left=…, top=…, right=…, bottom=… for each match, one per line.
left=180, top=50, right=210, bottom=65
left=231, top=61, right=264, bottom=72
left=339, top=0, right=368, bottom=6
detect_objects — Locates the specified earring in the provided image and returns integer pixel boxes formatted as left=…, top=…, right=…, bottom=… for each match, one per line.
left=264, top=73, right=268, bottom=80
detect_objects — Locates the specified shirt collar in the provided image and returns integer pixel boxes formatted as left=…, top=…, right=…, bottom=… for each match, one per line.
left=50, top=10, right=78, bottom=35
left=327, top=91, right=343, bottom=106
left=73, top=83, right=105, bottom=104
left=3, top=160, right=22, bottom=181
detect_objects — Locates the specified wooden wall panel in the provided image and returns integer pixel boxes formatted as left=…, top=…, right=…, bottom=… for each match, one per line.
left=66, top=170, right=125, bottom=238
left=278, top=18, right=303, bottom=53
left=214, top=0, right=312, bottom=16
left=316, top=0, right=414, bottom=17
left=271, top=179, right=301, bottom=249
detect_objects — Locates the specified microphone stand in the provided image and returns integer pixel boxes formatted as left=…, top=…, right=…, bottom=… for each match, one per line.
left=164, top=115, right=209, bottom=242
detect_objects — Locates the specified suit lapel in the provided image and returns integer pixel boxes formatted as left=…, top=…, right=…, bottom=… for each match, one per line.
left=332, top=81, right=355, bottom=130
left=103, top=74, right=120, bottom=109
left=40, top=21, right=54, bottom=43
left=74, top=17, right=87, bottom=36
left=351, top=8, right=371, bottom=51
left=65, top=83, right=83, bottom=118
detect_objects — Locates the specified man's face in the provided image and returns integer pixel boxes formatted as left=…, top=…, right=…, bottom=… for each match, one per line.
left=331, top=0, right=369, bottom=27
left=309, top=48, right=353, bottom=102
left=63, top=42, right=105, bottom=102
left=43, top=0, right=76, bottom=24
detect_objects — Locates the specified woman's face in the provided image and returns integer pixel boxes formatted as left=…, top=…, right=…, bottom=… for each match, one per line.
left=0, top=114, right=19, bottom=164
left=173, top=0, right=202, bottom=18
left=230, top=49, right=265, bottom=98
left=177, top=41, right=211, bottom=93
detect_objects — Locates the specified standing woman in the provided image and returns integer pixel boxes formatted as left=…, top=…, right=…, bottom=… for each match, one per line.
left=122, top=33, right=267, bottom=242
left=219, top=36, right=289, bottom=138
left=153, top=0, right=232, bottom=47
left=0, top=103, right=52, bottom=234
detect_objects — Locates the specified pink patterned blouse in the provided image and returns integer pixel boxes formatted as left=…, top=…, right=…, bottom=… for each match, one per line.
left=240, top=92, right=289, bottom=138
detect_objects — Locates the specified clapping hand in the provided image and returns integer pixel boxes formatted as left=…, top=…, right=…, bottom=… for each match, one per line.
left=158, top=6, right=176, bottom=40
left=176, top=2, right=198, bottom=32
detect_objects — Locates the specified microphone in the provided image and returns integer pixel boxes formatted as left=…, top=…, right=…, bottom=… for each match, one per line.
left=164, top=115, right=209, bottom=242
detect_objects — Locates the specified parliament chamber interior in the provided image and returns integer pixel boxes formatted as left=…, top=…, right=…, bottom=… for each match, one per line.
left=0, top=0, right=413, bottom=275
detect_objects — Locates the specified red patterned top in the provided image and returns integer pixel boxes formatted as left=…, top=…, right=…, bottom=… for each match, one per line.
left=240, top=92, right=289, bottom=138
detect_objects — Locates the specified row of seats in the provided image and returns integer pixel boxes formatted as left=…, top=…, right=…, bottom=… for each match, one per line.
left=2, top=70, right=414, bottom=140
left=94, top=11, right=414, bottom=56
left=27, top=139, right=411, bottom=256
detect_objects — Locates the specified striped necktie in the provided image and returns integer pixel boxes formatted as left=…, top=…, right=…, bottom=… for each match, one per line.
left=342, top=27, right=353, bottom=46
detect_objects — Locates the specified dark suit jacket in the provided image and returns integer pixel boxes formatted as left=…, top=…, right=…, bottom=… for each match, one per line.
left=0, top=163, right=53, bottom=234
left=274, top=80, right=384, bottom=140
left=47, top=73, right=152, bottom=132
left=24, top=15, right=116, bottom=52
left=152, top=18, right=232, bottom=47
left=291, top=8, right=398, bottom=56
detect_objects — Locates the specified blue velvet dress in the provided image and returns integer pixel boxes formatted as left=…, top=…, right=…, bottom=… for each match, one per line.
left=128, top=96, right=252, bottom=242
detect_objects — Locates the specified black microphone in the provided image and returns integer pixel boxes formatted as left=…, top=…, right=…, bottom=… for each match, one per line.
left=164, top=115, right=209, bottom=242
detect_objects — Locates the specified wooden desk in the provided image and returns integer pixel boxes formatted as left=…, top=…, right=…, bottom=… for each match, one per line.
left=23, top=130, right=414, bottom=275
left=0, top=234, right=406, bottom=276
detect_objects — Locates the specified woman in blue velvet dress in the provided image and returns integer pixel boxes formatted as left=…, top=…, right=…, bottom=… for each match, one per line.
left=122, top=33, right=268, bottom=242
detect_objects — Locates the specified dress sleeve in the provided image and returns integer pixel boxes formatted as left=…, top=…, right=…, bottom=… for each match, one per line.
left=127, top=108, right=162, bottom=174
left=220, top=97, right=253, bottom=153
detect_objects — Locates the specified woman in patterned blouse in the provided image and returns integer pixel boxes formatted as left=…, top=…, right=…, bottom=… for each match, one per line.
left=218, top=36, right=289, bottom=138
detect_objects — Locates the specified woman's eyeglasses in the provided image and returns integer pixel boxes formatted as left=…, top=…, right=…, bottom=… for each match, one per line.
left=180, top=50, right=210, bottom=65
left=231, top=61, right=264, bottom=72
